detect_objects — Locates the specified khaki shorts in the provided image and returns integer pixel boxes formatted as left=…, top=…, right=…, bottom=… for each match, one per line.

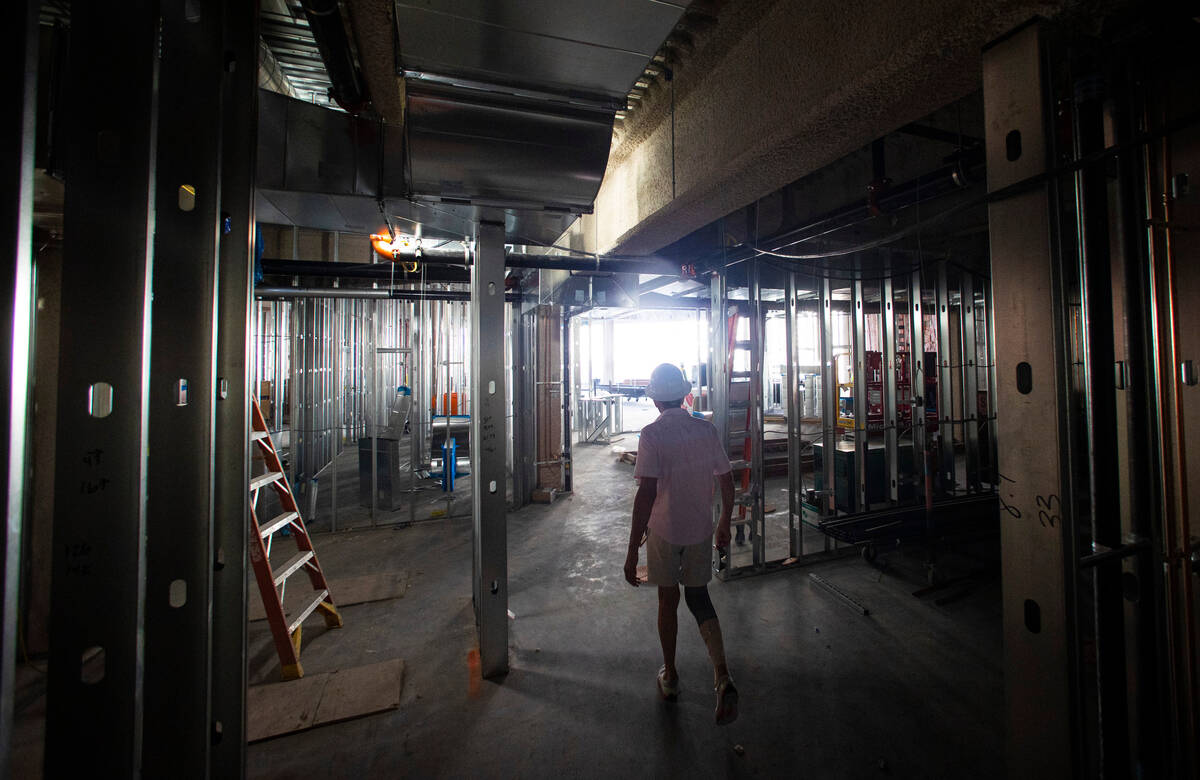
left=646, top=531, right=713, bottom=587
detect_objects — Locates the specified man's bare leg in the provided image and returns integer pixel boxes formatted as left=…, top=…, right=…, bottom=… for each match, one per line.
left=684, top=585, right=737, bottom=723
left=657, top=585, right=680, bottom=683
left=698, top=618, right=729, bottom=685
left=682, top=586, right=728, bottom=681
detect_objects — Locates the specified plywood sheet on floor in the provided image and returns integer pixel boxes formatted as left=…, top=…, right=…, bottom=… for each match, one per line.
left=249, top=571, right=408, bottom=622
left=247, top=658, right=405, bottom=743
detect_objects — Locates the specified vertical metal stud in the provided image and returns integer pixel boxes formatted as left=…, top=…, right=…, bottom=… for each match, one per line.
left=710, top=270, right=729, bottom=454
left=960, top=272, right=981, bottom=492
left=46, top=2, right=159, bottom=773
left=472, top=222, right=508, bottom=677
left=853, top=276, right=868, bottom=512
left=0, top=1, right=38, bottom=773
left=883, top=261, right=900, bottom=503
left=210, top=0, right=257, bottom=773
left=748, top=258, right=766, bottom=567
left=936, top=261, right=956, bottom=494
left=909, top=268, right=927, bottom=505
left=983, top=20, right=1075, bottom=776
left=785, top=272, right=800, bottom=557
left=143, top=0, right=227, bottom=772
left=562, top=313, right=573, bottom=494
left=820, top=276, right=837, bottom=517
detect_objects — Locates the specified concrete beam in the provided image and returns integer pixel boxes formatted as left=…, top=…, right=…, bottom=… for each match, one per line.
left=570, top=0, right=1065, bottom=256
left=344, top=0, right=406, bottom=125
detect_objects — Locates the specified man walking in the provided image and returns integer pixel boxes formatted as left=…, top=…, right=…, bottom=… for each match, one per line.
left=623, top=362, right=739, bottom=725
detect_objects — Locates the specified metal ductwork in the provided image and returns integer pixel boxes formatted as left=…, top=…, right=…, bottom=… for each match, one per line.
left=298, top=0, right=368, bottom=113
left=256, top=0, right=688, bottom=244
left=254, top=88, right=613, bottom=244
left=255, top=89, right=404, bottom=232
left=405, top=83, right=613, bottom=213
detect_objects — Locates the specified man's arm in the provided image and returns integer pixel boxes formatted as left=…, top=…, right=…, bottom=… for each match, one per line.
left=716, top=472, right=734, bottom=549
left=624, top=477, right=657, bottom=586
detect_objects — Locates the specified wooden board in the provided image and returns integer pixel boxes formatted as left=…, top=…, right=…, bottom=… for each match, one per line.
left=247, top=658, right=405, bottom=742
left=249, top=571, right=407, bottom=623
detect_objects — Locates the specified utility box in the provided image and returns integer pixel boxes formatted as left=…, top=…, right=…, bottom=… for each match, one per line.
left=358, top=436, right=406, bottom=511
left=813, top=441, right=913, bottom=513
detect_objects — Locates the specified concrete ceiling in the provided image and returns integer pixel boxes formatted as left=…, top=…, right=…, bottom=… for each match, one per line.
left=560, top=0, right=1073, bottom=257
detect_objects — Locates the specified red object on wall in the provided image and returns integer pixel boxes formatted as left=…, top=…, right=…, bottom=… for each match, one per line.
left=866, top=351, right=884, bottom=432
left=896, top=351, right=912, bottom=428
left=925, top=351, right=939, bottom=433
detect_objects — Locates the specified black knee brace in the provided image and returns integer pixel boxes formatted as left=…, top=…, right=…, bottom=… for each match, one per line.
left=683, top=586, right=718, bottom=625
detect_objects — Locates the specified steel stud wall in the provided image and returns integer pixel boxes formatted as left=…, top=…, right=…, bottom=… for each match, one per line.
left=46, top=2, right=160, bottom=772
left=143, top=0, right=228, bottom=772
left=211, top=0, right=258, bottom=771
left=0, top=1, right=38, bottom=773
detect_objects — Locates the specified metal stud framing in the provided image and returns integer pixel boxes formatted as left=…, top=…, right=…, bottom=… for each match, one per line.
left=785, top=272, right=800, bottom=556
left=852, top=277, right=868, bottom=512
left=983, top=20, right=1075, bottom=776
left=820, top=276, right=837, bottom=516
left=748, top=259, right=766, bottom=567
left=142, top=0, right=227, bottom=772
left=471, top=222, right=508, bottom=677
left=46, top=2, right=160, bottom=772
left=709, top=270, right=729, bottom=455
left=0, top=1, right=38, bottom=773
left=909, top=268, right=927, bottom=505
left=960, top=272, right=981, bottom=492
left=211, top=0, right=258, bottom=773
left=936, top=261, right=955, bottom=495
left=882, top=266, right=900, bottom=503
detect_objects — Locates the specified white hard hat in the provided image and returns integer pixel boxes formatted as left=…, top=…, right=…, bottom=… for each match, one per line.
left=645, top=363, right=692, bottom=401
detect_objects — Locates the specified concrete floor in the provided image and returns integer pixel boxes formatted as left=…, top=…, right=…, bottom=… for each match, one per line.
left=248, top=440, right=1003, bottom=779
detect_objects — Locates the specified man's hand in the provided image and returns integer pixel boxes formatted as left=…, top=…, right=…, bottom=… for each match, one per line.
left=715, top=519, right=732, bottom=549
left=623, top=550, right=640, bottom=587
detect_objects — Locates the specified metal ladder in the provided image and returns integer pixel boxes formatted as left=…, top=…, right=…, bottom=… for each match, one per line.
left=724, top=307, right=761, bottom=548
left=249, top=397, right=342, bottom=680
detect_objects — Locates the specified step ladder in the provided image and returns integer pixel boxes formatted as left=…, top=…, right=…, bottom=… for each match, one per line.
left=724, top=307, right=758, bottom=543
left=249, top=397, right=342, bottom=680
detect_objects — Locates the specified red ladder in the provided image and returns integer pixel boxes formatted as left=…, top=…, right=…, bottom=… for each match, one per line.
left=725, top=308, right=757, bottom=532
left=249, top=398, right=342, bottom=680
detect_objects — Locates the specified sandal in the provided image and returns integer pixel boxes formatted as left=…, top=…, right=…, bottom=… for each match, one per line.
left=714, top=675, right=738, bottom=725
left=656, top=666, right=679, bottom=701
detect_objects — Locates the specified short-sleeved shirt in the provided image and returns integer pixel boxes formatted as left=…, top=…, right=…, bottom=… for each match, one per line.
left=634, top=407, right=733, bottom=546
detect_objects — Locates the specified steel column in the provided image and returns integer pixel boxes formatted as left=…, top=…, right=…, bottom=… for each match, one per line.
left=46, top=2, right=159, bottom=773
left=983, top=21, right=1075, bottom=777
left=0, top=1, right=37, bottom=773
left=472, top=222, right=508, bottom=677
left=143, top=0, right=227, bottom=773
